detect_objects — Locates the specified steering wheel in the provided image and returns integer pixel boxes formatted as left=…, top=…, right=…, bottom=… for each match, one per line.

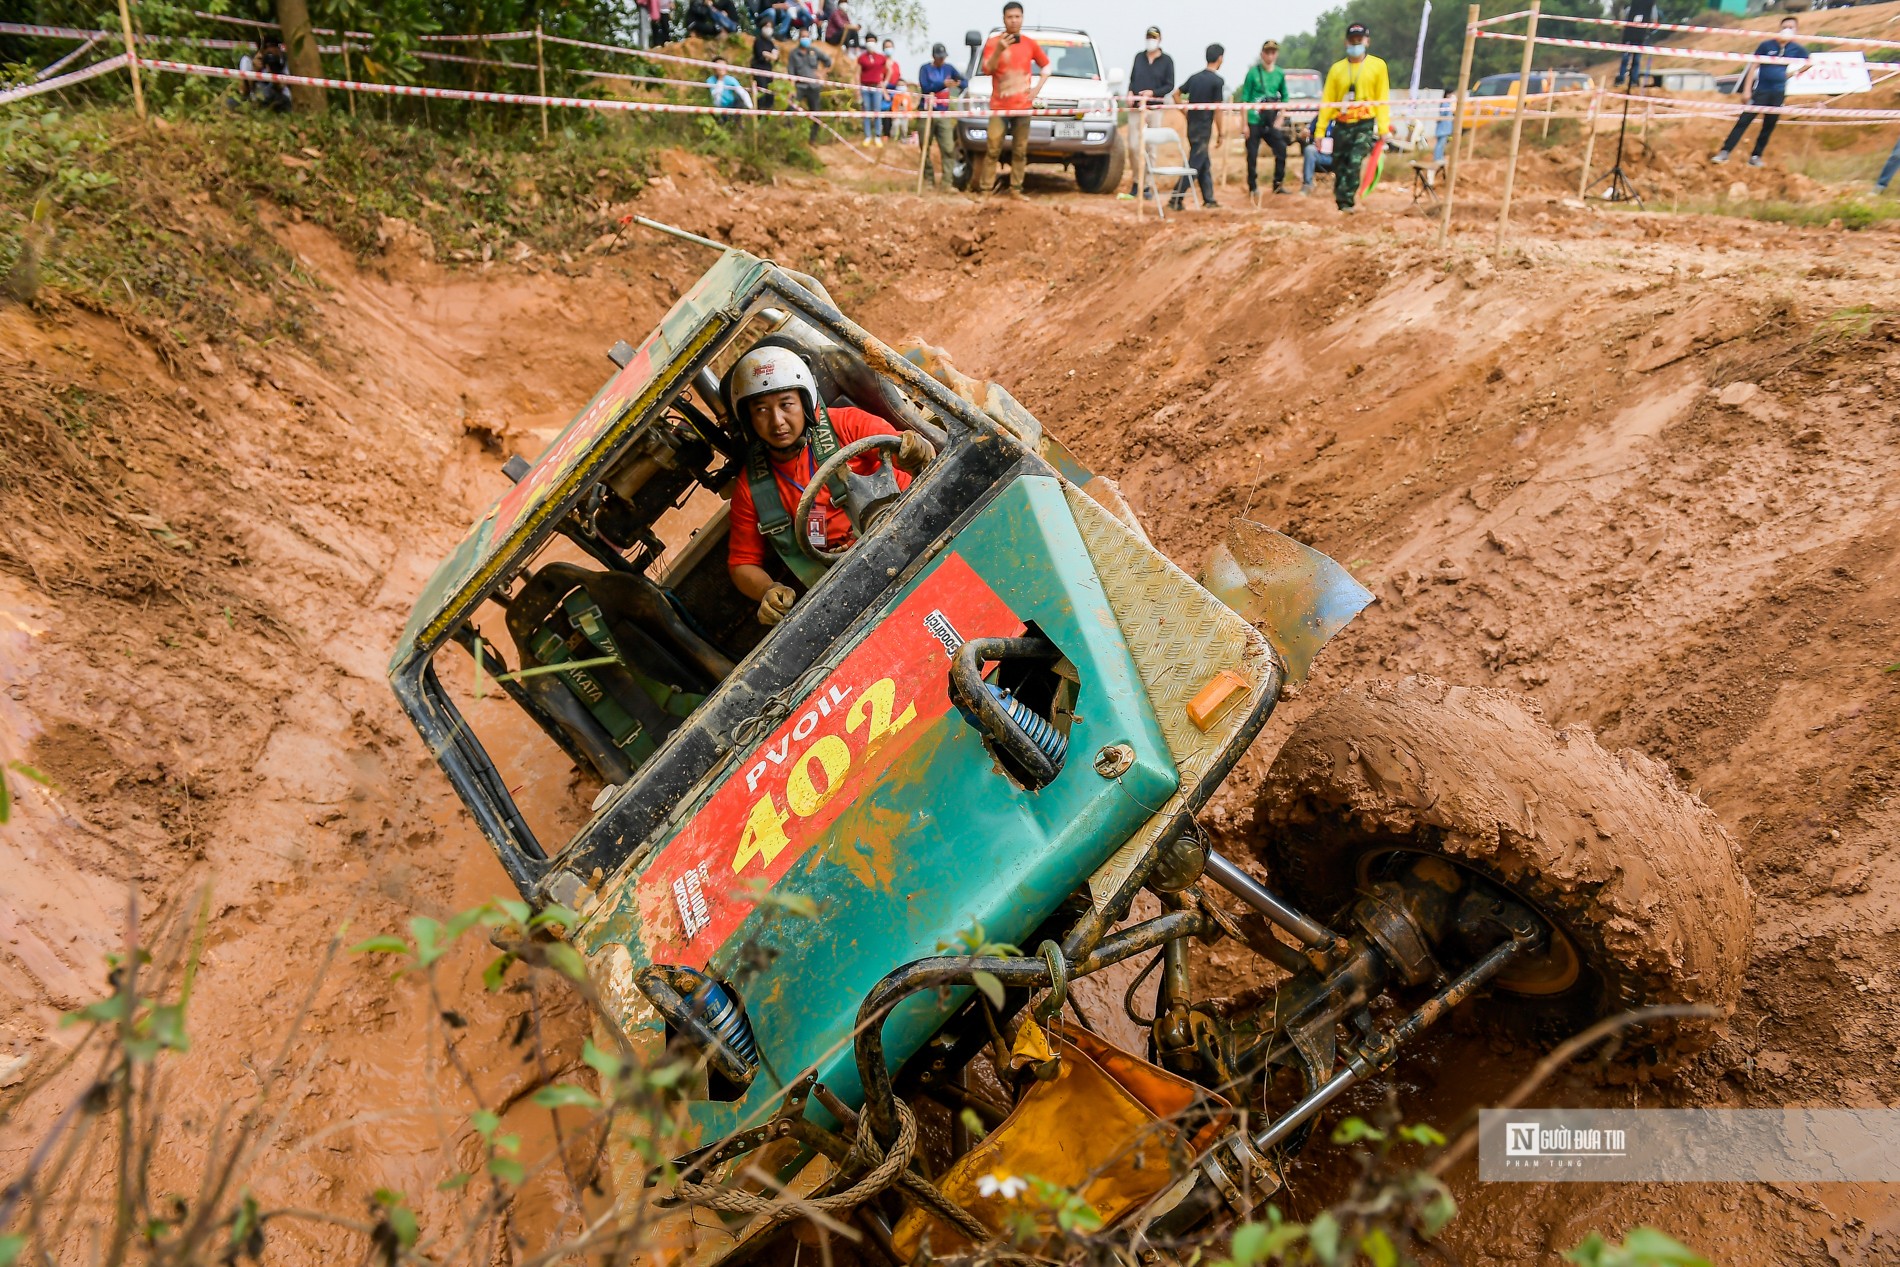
left=791, top=434, right=906, bottom=565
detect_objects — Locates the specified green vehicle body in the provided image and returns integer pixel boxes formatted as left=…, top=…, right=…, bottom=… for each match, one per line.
left=388, top=235, right=1369, bottom=1231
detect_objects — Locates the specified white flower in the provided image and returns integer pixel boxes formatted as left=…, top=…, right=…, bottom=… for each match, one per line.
left=976, top=1172, right=1028, bottom=1199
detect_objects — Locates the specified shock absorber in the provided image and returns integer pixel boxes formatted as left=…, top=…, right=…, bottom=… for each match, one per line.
left=987, top=683, right=1068, bottom=767
left=683, top=972, right=760, bottom=1070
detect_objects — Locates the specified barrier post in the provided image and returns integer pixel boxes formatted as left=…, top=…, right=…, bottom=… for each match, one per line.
left=1438, top=3, right=1479, bottom=248
left=1542, top=82, right=1555, bottom=138
left=1132, top=100, right=1148, bottom=218
left=1641, top=91, right=1652, bottom=144
left=340, top=38, right=357, bottom=117
left=1494, top=0, right=1540, bottom=255
left=536, top=24, right=549, bottom=139
left=115, top=0, right=145, bottom=120
left=1577, top=83, right=1601, bottom=197
left=916, top=108, right=930, bottom=193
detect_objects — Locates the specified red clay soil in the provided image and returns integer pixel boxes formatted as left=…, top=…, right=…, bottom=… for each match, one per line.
left=3, top=148, right=1898, bottom=1263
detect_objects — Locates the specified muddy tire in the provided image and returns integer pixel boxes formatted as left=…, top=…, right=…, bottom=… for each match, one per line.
left=1253, top=676, right=1751, bottom=1058
left=951, top=148, right=974, bottom=192
left=1073, top=136, right=1126, bottom=195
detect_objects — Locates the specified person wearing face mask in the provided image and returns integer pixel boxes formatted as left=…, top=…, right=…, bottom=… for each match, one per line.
left=788, top=34, right=833, bottom=143
left=1123, top=25, right=1176, bottom=199
left=1315, top=22, right=1393, bottom=213
left=856, top=35, right=891, bottom=146
left=880, top=39, right=902, bottom=140
left=750, top=23, right=779, bottom=112
left=725, top=346, right=932, bottom=623
left=917, top=43, right=967, bottom=187
left=1712, top=17, right=1808, bottom=168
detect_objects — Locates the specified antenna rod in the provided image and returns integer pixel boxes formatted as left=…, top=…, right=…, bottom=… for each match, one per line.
left=631, top=216, right=730, bottom=252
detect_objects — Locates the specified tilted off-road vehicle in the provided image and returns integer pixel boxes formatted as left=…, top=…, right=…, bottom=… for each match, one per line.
left=389, top=225, right=1750, bottom=1261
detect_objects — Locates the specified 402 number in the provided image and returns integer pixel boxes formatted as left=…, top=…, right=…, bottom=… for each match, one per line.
left=731, top=677, right=918, bottom=874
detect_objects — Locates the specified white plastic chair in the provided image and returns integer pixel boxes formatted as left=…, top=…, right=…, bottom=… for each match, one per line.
left=1140, top=126, right=1200, bottom=219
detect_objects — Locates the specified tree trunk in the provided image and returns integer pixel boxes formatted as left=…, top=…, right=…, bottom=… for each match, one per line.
left=275, top=0, right=327, bottom=114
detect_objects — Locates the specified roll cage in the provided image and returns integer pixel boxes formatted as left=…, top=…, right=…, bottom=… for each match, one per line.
left=387, top=250, right=1060, bottom=907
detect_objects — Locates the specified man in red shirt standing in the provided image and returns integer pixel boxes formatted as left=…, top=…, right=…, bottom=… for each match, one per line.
left=726, top=346, right=933, bottom=626
left=975, top=1, right=1050, bottom=197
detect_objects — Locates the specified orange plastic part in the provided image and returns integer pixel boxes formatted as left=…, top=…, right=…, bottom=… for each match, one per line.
left=1186, top=669, right=1251, bottom=731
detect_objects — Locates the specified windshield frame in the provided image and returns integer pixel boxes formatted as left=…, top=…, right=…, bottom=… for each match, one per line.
left=390, top=262, right=1028, bottom=899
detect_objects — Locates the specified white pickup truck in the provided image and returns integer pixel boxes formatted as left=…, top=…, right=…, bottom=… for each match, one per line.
left=950, top=25, right=1126, bottom=194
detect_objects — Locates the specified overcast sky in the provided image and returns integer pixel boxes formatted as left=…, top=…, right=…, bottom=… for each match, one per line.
left=884, top=0, right=1372, bottom=80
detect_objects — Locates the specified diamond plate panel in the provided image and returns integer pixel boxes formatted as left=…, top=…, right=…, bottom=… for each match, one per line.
left=1063, top=486, right=1282, bottom=903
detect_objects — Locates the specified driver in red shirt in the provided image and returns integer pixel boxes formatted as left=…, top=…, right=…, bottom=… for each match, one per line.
left=726, top=346, right=933, bottom=625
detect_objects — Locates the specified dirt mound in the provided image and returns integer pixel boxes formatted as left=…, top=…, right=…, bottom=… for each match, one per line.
left=3, top=140, right=1898, bottom=1263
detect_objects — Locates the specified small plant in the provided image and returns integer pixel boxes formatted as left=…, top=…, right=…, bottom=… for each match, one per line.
left=0, top=759, right=50, bottom=825
left=1217, top=1097, right=1457, bottom=1266
left=1565, top=1226, right=1710, bottom=1267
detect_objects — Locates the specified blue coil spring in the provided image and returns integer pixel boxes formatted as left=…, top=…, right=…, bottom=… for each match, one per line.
left=988, top=684, right=1068, bottom=767
left=684, top=974, right=759, bottom=1069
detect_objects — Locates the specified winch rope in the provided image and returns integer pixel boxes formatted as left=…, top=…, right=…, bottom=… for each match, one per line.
left=672, top=1097, right=1034, bottom=1257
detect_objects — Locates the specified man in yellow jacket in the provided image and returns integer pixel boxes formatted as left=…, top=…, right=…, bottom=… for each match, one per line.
left=1316, top=22, right=1394, bottom=213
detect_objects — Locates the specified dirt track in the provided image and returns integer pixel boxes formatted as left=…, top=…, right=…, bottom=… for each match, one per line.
left=3, top=143, right=1899, bottom=1262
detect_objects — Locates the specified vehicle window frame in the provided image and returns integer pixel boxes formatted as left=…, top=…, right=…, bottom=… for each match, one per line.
left=391, top=265, right=1012, bottom=899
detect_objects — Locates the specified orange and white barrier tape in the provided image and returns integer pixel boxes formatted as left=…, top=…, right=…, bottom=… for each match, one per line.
left=1478, top=29, right=1818, bottom=68
left=1, top=52, right=130, bottom=105
left=1521, top=11, right=1900, bottom=53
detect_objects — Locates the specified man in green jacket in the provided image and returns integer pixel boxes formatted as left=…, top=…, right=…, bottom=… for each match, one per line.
left=1237, top=39, right=1290, bottom=199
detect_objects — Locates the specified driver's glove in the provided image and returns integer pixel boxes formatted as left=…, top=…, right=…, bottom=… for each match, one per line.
left=758, top=583, right=797, bottom=627
left=895, top=431, right=936, bottom=473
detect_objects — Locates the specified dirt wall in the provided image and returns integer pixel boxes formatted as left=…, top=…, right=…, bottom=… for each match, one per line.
left=3, top=156, right=1897, bottom=1262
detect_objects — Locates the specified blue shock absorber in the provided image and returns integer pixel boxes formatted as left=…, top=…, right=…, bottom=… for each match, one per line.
left=988, top=684, right=1068, bottom=768
left=683, top=972, right=759, bottom=1069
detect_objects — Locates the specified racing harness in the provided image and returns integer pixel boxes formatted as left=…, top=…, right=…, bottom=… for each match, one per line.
left=744, top=403, right=849, bottom=588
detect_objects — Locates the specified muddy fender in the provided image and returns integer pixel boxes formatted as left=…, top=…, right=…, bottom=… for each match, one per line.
left=1200, top=520, right=1374, bottom=682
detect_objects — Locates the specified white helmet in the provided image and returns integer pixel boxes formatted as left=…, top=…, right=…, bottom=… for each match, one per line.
left=730, top=346, right=818, bottom=421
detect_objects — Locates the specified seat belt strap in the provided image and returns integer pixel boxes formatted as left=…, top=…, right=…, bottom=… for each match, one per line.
left=744, top=404, right=842, bottom=587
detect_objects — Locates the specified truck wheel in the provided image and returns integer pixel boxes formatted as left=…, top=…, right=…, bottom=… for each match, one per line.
left=1251, top=676, right=1751, bottom=1060
left=951, top=150, right=974, bottom=192
left=1073, top=135, right=1126, bottom=195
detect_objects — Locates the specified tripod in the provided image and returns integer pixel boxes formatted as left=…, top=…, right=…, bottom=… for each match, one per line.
left=1587, top=87, right=1646, bottom=206
left=1588, top=18, right=1648, bottom=206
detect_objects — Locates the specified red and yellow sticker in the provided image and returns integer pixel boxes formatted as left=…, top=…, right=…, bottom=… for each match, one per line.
left=636, top=555, right=1023, bottom=970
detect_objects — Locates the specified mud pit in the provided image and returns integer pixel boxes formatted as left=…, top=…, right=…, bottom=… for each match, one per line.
left=3, top=156, right=1898, bottom=1263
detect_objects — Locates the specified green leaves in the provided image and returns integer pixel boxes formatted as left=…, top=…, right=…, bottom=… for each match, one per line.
left=1305, top=1211, right=1340, bottom=1263
left=347, top=897, right=590, bottom=983
left=0, top=760, right=51, bottom=826
left=1418, top=1187, right=1458, bottom=1239
left=540, top=941, right=588, bottom=983
left=970, top=970, right=1006, bottom=1010
left=530, top=1083, right=601, bottom=1111
left=470, top=1109, right=524, bottom=1185
left=1331, top=1116, right=1387, bottom=1145
left=371, top=1189, right=419, bottom=1251
left=0, top=1234, right=24, bottom=1267
left=581, top=1038, right=623, bottom=1083
left=1565, top=1227, right=1711, bottom=1267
